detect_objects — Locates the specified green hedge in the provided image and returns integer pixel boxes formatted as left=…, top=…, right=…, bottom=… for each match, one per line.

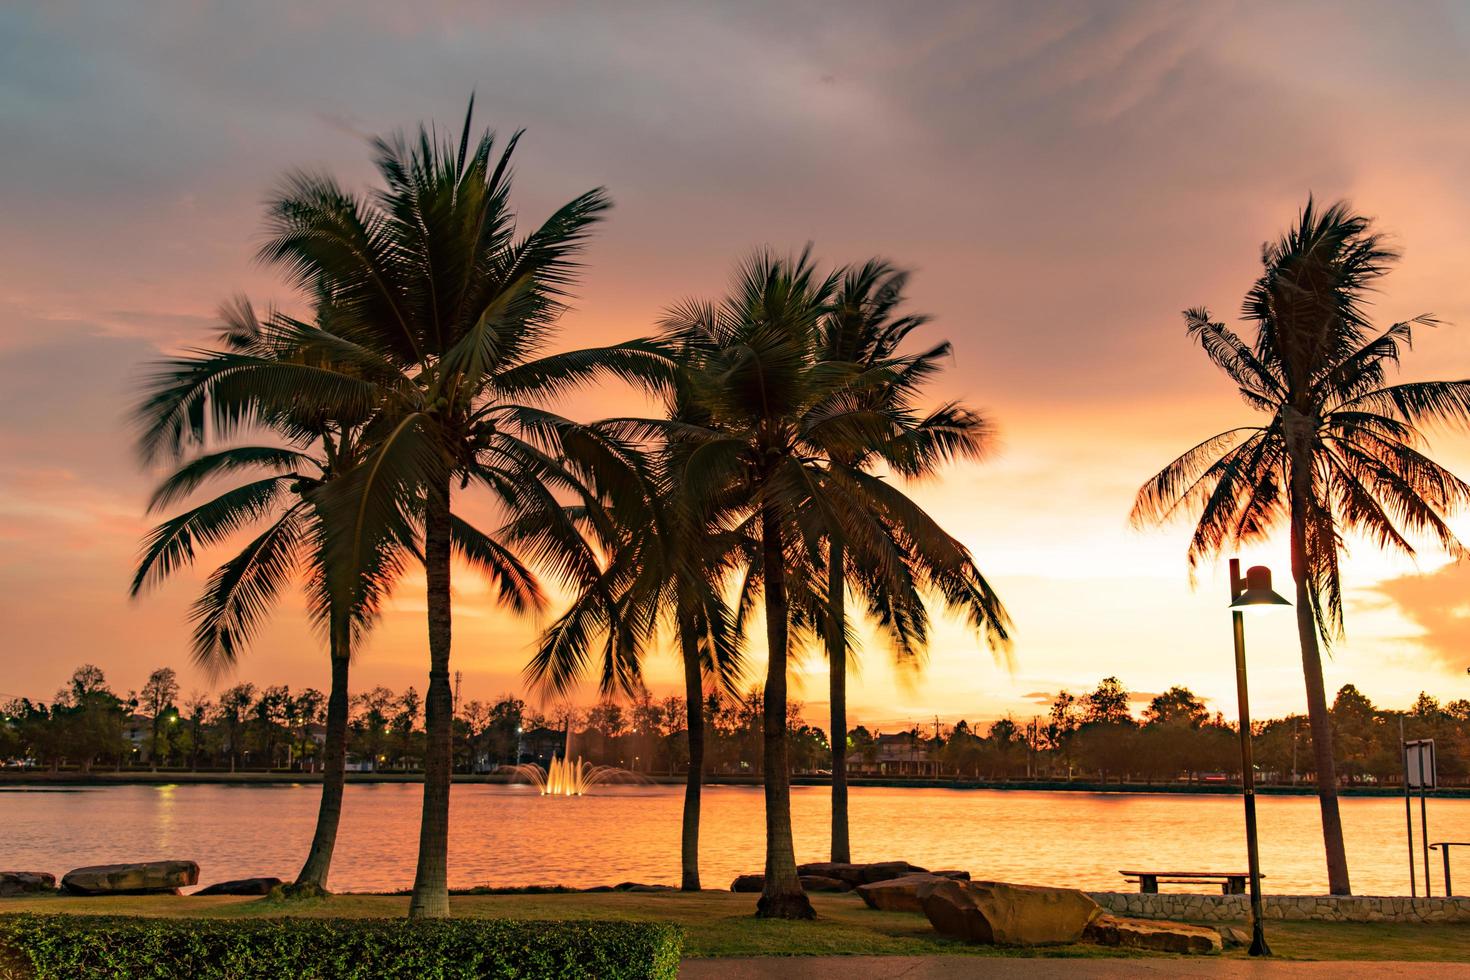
left=0, top=915, right=682, bottom=979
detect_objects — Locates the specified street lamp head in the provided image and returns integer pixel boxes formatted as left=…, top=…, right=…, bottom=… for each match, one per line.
left=1230, top=565, right=1291, bottom=610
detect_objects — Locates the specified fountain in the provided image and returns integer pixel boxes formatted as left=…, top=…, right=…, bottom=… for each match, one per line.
left=505, top=723, right=646, bottom=796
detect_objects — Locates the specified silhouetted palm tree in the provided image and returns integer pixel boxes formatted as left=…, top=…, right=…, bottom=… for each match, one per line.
left=1132, top=198, right=1470, bottom=895
left=520, top=362, right=748, bottom=889
left=252, top=100, right=670, bottom=917
left=132, top=299, right=409, bottom=892
left=658, top=248, right=969, bottom=918
left=813, top=260, right=1011, bottom=863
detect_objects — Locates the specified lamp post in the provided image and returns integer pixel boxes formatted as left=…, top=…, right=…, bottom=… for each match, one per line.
left=1229, top=558, right=1289, bottom=958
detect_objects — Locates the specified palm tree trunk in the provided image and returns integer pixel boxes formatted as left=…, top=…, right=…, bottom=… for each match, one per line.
left=827, top=536, right=850, bottom=864
left=679, top=612, right=704, bottom=892
left=410, top=474, right=454, bottom=918
left=756, top=500, right=814, bottom=919
left=294, top=611, right=351, bottom=890
left=1289, top=453, right=1352, bottom=896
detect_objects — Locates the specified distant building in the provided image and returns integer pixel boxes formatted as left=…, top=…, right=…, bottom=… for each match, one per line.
left=847, top=731, right=939, bottom=777
left=123, top=713, right=152, bottom=759
left=518, top=726, right=566, bottom=766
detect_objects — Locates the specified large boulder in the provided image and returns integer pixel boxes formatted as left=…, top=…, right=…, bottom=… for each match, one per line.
left=61, top=861, right=199, bottom=896
left=921, top=879, right=1101, bottom=946
left=0, top=872, right=56, bottom=897
left=797, top=862, right=935, bottom=886
left=799, top=875, right=851, bottom=893
left=1085, top=914, right=1222, bottom=955
left=193, top=877, right=282, bottom=896
left=797, top=862, right=863, bottom=886
left=858, top=861, right=929, bottom=884
left=857, top=874, right=945, bottom=913
left=729, top=873, right=853, bottom=893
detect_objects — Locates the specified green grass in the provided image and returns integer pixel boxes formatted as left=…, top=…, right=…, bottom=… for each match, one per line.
left=3, top=891, right=1466, bottom=961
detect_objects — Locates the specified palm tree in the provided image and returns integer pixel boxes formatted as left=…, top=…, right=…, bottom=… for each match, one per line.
left=813, top=260, right=1012, bottom=864
left=132, top=299, right=408, bottom=893
left=520, top=350, right=749, bottom=891
left=252, top=100, right=671, bottom=917
left=658, top=248, right=962, bottom=918
left=1131, top=198, right=1470, bottom=895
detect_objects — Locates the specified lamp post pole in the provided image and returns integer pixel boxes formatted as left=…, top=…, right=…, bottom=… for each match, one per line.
left=1230, top=558, right=1271, bottom=957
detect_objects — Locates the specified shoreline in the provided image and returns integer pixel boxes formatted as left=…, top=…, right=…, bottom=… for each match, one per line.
left=3, top=770, right=1463, bottom=798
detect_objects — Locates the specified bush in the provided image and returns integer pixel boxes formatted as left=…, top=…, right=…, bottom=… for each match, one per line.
left=0, top=915, right=682, bottom=979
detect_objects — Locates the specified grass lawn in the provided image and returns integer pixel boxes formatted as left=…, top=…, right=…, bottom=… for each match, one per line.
left=2, top=891, right=1466, bottom=961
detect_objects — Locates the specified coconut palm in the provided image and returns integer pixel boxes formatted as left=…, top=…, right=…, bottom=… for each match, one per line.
left=1131, top=198, right=1470, bottom=895
left=813, top=260, right=1012, bottom=863
left=520, top=348, right=749, bottom=891
left=132, top=299, right=410, bottom=892
left=656, top=248, right=967, bottom=918
left=251, top=101, right=672, bottom=917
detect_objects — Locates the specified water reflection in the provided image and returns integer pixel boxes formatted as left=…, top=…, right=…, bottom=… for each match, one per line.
left=4, top=783, right=1462, bottom=895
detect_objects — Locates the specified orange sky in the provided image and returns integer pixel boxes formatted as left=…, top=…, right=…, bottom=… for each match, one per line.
left=5, top=2, right=1470, bottom=730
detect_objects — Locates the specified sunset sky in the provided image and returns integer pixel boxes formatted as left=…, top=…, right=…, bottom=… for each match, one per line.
left=5, top=2, right=1470, bottom=731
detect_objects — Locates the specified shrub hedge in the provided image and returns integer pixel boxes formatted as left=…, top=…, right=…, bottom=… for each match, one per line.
left=0, top=915, right=682, bottom=979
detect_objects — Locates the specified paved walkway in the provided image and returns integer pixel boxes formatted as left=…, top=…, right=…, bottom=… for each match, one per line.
left=680, top=958, right=1467, bottom=979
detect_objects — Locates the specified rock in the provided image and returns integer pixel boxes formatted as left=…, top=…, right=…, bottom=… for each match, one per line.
left=0, top=872, right=57, bottom=896
left=1085, top=914, right=1222, bottom=955
left=799, top=875, right=851, bottom=893
left=613, top=882, right=675, bottom=892
left=921, top=879, right=1101, bottom=946
left=1217, top=925, right=1251, bottom=949
left=193, top=877, right=282, bottom=896
left=729, top=872, right=850, bottom=894
left=931, top=869, right=971, bottom=881
left=61, top=861, right=199, bottom=896
left=797, top=862, right=864, bottom=885
left=858, top=861, right=929, bottom=884
left=857, top=874, right=945, bottom=913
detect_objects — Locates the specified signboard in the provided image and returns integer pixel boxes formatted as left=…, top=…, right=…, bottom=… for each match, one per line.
left=1405, top=739, right=1437, bottom=790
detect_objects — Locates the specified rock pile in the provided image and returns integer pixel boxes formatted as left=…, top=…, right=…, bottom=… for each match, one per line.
left=730, top=861, right=970, bottom=894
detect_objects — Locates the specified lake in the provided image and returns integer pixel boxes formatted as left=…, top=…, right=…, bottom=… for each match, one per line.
left=3, top=783, right=1462, bottom=895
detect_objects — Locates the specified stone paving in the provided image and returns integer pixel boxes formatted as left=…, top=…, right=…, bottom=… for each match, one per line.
left=681, top=957, right=1470, bottom=979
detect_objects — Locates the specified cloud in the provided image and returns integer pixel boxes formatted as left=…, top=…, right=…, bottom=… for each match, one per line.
left=1370, top=562, right=1470, bottom=673
left=2, top=1, right=1469, bottom=719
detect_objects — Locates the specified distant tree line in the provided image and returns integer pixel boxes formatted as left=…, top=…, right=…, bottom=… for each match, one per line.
left=942, top=676, right=1470, bottom=787
left=5, top=666, right=1464, bottom=786
left=0, top=666, right=832, bottom=776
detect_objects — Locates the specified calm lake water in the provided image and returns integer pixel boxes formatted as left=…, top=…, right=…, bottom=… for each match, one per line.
left=4, top=783, right=1464, bottom=895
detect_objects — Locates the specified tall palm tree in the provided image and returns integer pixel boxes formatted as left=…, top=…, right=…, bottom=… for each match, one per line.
left=252, top=101, right=671, bottom=917
left=1132, top=198, right=1470, bottom=895
left=132, top=299, right=409, bottom=892
left=814, top=260, right=1012, bottom=864
left=520, top=351, right=749, bottom=892
left=658, top=248, right=955, bottom=918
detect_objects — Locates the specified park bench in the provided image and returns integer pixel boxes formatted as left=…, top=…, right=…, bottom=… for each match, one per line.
left=1118, top=870, right=1259, bottom=895
left=1429, top=842, right=1470, bottom=896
